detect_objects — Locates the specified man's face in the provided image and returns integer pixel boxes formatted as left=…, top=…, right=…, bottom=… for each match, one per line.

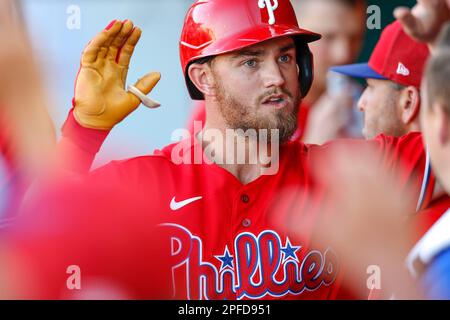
left=208, top=36, right=301, bottom=143
left=357, top=78, right=406, bottom=139
left=294, top=0, right=365, bottom=93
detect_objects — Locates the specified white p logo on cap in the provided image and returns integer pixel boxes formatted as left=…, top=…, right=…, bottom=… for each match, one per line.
left=258, top=0, right=279, bottom=25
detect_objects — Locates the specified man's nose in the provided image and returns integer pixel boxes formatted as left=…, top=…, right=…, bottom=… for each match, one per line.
left=262, top=61, right=285, bottom=88
left=357, top=89, right=367, bottom=112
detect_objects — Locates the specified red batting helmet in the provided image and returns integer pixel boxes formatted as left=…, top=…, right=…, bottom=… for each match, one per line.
left=179, top=0, right=321, bottom=100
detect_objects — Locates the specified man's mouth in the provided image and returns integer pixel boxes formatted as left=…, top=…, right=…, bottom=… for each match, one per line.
left=261, top=94, right=288, bottom=109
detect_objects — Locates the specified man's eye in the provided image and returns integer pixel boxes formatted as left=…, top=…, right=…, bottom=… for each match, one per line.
left=279, top=55, right=291, bottom=63
left=244, top=59, right=257, bottom=68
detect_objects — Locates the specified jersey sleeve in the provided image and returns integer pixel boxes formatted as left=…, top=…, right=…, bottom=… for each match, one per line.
left=57, top=108, right=110, bottom=175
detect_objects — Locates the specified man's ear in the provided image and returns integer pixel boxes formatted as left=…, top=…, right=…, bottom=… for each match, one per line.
left=435, top=101, right=450, bottom=145
left=400, top=86, right=421, bottom=125
left=188, top=63, right=216, bottom=97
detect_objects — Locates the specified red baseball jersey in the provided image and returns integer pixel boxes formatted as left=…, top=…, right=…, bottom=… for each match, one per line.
left=79, top=124, right=430, bottom=299
left=9, top=112, right=433, bottom=300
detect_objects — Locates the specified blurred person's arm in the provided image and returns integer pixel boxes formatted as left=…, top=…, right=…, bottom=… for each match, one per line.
left=0, top=0, right=56, bottom=179
left=302, top=72, right=363, bottom=145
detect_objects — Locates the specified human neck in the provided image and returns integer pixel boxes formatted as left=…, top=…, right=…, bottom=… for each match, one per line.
left=199, top=120, right=277, bottom=185
left=406, top=120, right=421, bottom=133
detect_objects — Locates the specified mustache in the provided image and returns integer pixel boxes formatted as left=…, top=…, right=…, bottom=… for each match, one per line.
left=257, top=88, right=294, bottom=104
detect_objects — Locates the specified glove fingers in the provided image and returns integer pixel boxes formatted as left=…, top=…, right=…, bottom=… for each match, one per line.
left=82, top=20, right=122, bottom=64
left=117, top=27, right=142, bottom=67
left=106, top=20, right=134, bottom=62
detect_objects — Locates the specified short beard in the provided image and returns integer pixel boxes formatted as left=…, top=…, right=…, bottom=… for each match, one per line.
left=213, top=75, right=300, bottom=144
left=364, top=93, right=407, bottom=139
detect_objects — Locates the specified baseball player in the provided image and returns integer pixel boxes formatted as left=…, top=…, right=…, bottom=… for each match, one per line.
left=47, top=0, right=439, bottom=299
left=186, top=0, right=367, bottom=143
left=328, top=20, right=450, bottom=299
left=330, top=21, right=429, bottom=139
left=329, top=19, right=450, bottom=215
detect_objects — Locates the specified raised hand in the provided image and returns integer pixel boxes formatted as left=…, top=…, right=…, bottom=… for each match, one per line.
left=73, top=20, right=160, bottom=130
left=394, top=0, right=450, bottom=49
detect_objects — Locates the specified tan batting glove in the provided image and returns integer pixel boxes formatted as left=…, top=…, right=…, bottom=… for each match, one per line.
left=73, top=20, right=160, bottom=130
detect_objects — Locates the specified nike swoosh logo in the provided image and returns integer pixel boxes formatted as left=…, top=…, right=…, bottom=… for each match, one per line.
left=170, top=196, right=202, bottom=211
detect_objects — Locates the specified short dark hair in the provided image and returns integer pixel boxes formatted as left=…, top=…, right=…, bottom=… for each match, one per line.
left=425, top=49, right=450, bottom=116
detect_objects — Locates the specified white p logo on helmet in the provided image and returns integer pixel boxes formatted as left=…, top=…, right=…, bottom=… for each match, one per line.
left=258, top=0, right=279, bottom=25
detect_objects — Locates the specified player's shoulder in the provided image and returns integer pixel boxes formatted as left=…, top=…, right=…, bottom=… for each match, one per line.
left=89, top=140, right=185, bottom=181
left=374, top=132, right=425, bottom=162
left=294, top=132, right=425, bottom=169
left=373, top=131, right=423, bottom=147
left=104, top=140, right=184, bottom=171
